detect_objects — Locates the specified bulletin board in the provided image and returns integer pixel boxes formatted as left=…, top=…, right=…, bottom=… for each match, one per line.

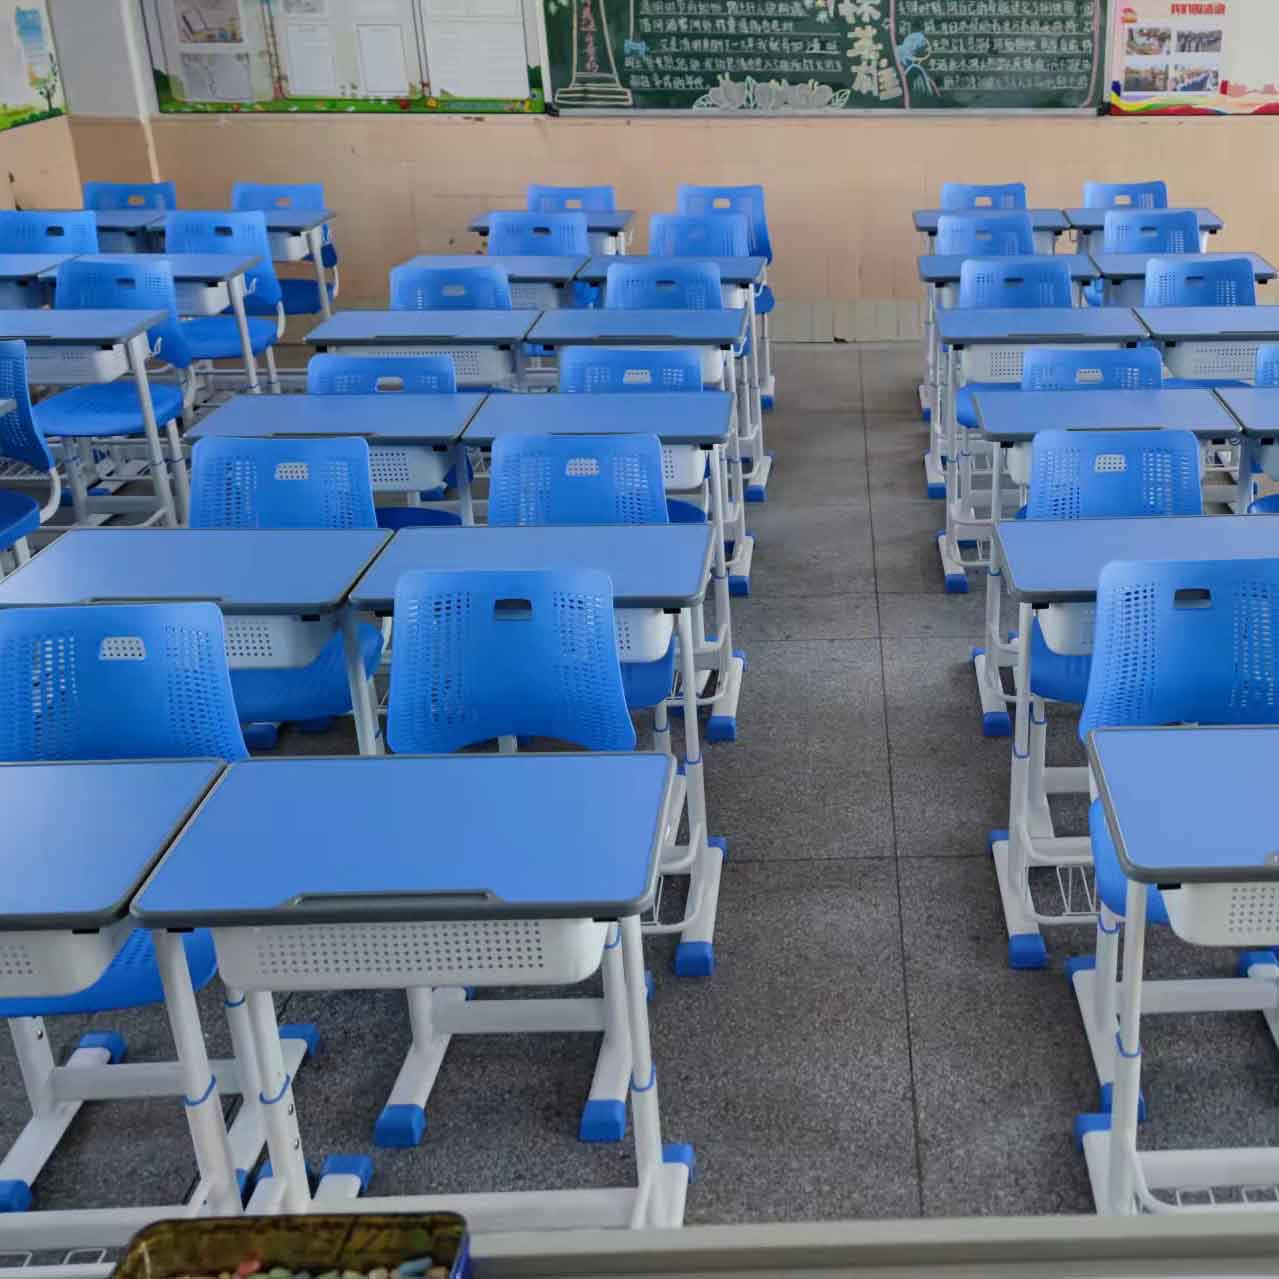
left=0, top=2, right=63, bottom=132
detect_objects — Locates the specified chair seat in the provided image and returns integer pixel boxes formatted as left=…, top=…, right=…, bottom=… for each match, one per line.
left=1090, top=798, right=1169, bottom=925
left=1251, top=494, right=1279, bottom=515
left=182, top=315, right=278, bottom=358
left=231, top=621, right=383, bottom=724
left=956, top=382, right=1018, bottom=430
left=1162, top=377, right=1249, bottom=390
left=376, top=506, right=463, bottom=529
left=756, top=284, right=775, bottom=315
left=0, top=490, right=39, bottom=550
left=242, top=277, right=335, bottom=318
left=667, top=498, right=708, bottom=524
left=0, top=928, right=216, bottom=1018
left=1029, top=615, right=1092, bottom=704
left=36, top=382, right=185, bottom=437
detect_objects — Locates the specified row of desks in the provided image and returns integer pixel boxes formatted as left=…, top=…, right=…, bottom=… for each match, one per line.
left=912, top=206, right=1225, bottom=236
left=936, top=304, right=1279, bottom=346
left=917, top=251, right=1274, bottom=289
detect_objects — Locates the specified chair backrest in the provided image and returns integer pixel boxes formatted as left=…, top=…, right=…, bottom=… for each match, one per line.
left=935, top=212, right=1035, bottom=258
left=0, top=341, right=53, bottom=472
left=1080, top=558, right=1279, bottom=739
left=189, top=436, right=377, bottom=530
left=527, top=184, right=615, bottom=212
left=83, top=181, right=178, bottom=211
left=1083, top=181, right=1169, bottom=210
left=1102, top=209, right=1200, bottom=254
left=1026, top=429, right=1202, bottom=522
left=1020, top=347, right=1164, bottom=391
left=387, top=568, right=636, bottom=753
left=604, top=260, right=723, bottom=311
left=939, top=182, right=1028, bottom=211
left=676, top=184, right=772, bottom=261
left=54, top=257, right=193, bottom=369
left=489, top=433, right=669, bottom=526
left=307, top=353, right=457, bottom=395
left=1143, top=255, right=1257, bottom=307
left=486, top=211, right=589, bottom=257
left=957, top=257, right=1074, bottom=310
left=648, top=212, right=750, bottom=258
left=559, top=347, right=703, bottom=393
left=0, top=602, right=248, bottom=762
left=389, top=263, right=512, bottom=311
left=1256, top=346, right=1279, bottom=387
left=232, top=181, right=336, bottom=265
left=163, top=210, right=282, bottom=309
left=0, top=211, right=99, bottom=255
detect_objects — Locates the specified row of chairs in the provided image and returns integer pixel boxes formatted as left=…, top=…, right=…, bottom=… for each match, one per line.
left=939, top=180, right=1170, bottom=210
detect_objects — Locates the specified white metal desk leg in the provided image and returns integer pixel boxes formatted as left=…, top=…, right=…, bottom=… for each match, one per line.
left=1238, top=435, right=1256, bottom=514
left=342, top=608, right=383, bottom=756
left=127, top=333, right=179, bottom=528
left=152, top=931, right=241, bottom=1216
left=974, top=561, right=1011, bottom=736
left=306, top=228, right=332, bottom=321
left=705, top=441, right=743, bottom=742
left=454, top=442, right=475, bottom=526
left=757, top=268, right=774, bottom=407
left=227, top=274, right=262, bottom=395
left=245, top=990, right=310, bottom=1213
left=742, top=292, right=769, bottom=501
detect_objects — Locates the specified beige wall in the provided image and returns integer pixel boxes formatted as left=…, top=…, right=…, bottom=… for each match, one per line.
left=0, top=116, right=83, bottom=212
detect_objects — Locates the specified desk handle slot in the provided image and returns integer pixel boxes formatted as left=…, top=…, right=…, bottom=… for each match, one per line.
left=292, top=890, right=497, bottom=910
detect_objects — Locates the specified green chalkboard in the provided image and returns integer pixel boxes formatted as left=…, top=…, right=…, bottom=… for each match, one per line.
left=541, top=0, right=1109, bottom=112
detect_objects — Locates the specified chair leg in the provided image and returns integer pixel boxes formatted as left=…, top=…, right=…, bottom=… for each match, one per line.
left=164, top=418, right=190, bottom=524
left=265, top=346, right=282, bottom=395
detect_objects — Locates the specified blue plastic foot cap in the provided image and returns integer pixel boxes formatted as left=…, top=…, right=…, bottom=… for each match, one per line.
left=296, top=717, right=333, bottom=734
left=1008, top=933, right=1048, bottom=970
left=1098, top=1082, right=1148, bottom=1122
left=982, top=710, right=1011, bottom=738
left=707, top=714, right=737, bottom=743
left=1073, top=1112, right=1111, bottom=1152
left=321, top=1153, right=374, bottom=1193
left=944, top=574, right=969, bottom=595
left=374, top=1103, right=426, bottom=1148
left=1063, top=954, right=1096, bottom=985
left=733, top=648, right=748, bottom=673
left=663, top=1143, right=697, bottom=1182
left=729, top=576, right=750, bottom=598
left=970, top=646, right=985, bottom=660
left=0, top=1180, right=32, bottom=1213
left=674, top=941, right=715, bottom=978
left=1237, top=949, right=1279, bottom=978
left=279, top=1022, right=321, bottom=1057
left=645, top=969, right=655, bottom=1002
left=709, top=835, right=729, bottom=861
left=922, top=407, right=932, bottom=423
left=926, top=482, right=945, bottom=499
left=762, top=394, right=775, bottom=411
left=78, top=1030, right=126, bottom=1064
left=958, top=538, right=978, bottom=551
left=235, top=1168, right=250, bottom=1202
left=579, top=1098, right=627, bottom=1143
left=746, top=485, right=767, bottom=503
left=987, top=828, right=1008, bottom=853
left=242, top=722, right=279, bottom=751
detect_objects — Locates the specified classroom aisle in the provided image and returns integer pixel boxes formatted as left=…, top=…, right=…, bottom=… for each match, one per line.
left=7, top=343, right=1279, bottom=1229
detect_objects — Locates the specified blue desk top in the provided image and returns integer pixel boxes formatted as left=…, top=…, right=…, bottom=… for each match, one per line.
left=1217, top=387, right=1279, bottom=436
left=163, top=209, right=335, bottom=234
left=973, top=388, right=1238, bottom=442
left=306, top=310, right=539, bottom=346
left=0, top=253, right=74, bottom=281
left=576, top=255, right=767, bottom=285
left=133, top=753, right=672, bottom=926
left=0, top=528, right=390, bottom=614
left=464, top=391, right=733, bottom=446
left=528, top=309, right=748, bottom=348
left=936, top=307, right=1145, bottom=345
left=188, top=392, right=486, bottom=445
left=396, top=255, right=586, bottom=285
left=913, top=209, right=1068, bottom=233
left=1066, top=207, right=1224, bottom=233
left=55, top=253, right=259, bottom=283
left=351, top=524, right=714, bottom=611
left=1091, top=251, right=1276, bottom=282
left=1089, top=727, right=1279, bottom=883
left=0, top=759, right=221, bottom=929
left=469, top=210, right=633, bottom=235
left=1136, top=307, right=1279, bottom=341
left=919, top=254, right=1097, bottom=286
left=995, top=514, right=1279, bottom=604
left=0, top=308, right=164, bottom=344
left=89, top=210, right=166, bottom=232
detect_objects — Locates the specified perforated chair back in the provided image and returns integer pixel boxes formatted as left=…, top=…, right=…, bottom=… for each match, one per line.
left=0, top=211, right=98, bottom=255
left=164, top=210, right=282, bottom=309
left=1021, top=347, right=1164, bottom=391
left=390, top=263, right=512, bottom=311
left=83, top=181, right=177, bottom=211
left=1080, top=558, right=1279, bottom=739
left=1027, top=429, right=1202, bottom=523
left=604, top=261, right=723, bottom=311
left=527, top=184, right=615, bottom=212
left=559, top=347, right=703, bottom=393
left=190, top=436, right=377, bottom=531
left=307, top=353, right=457, bottom=395
left=1144, top=256, right=1257, bottom=307
left=489, top=434, right=669, bottom=526
left=1083, top=181, right=1169, bottom=210
left=387, top=568, right=636, bottom=753
left=1102, top=209, right=1200, bottom=254
left=1256, top=346, right=1279, bottom=387
left=231, top=181, right=336, bottom=265
left=935, top=212, right=1035, bottom=258
left=676, top=184, right=772, bottom=261
left=487, top=211, right=589, bottom=257
left=957, top=257, right=1073, bottom=310
left=0, top=341, right=52, bottom=472
left=54, top=257, right=194, bottom=369
left=939, top=183, right=1027, bottom=211
left=648, top=213, right=750, bottom=258
left=0, top=602, right=248, bottom=762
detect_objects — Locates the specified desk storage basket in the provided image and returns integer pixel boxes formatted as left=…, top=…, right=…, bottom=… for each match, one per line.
left=223, top=614, right=337, bottom=670
left=663, top=444, right=706, bottom=491
left=175, top=280, right=230, bottom=317
left=369, top=445, right=450, bottom=493
left=268, top=230, right=309, bottom=261
left=1165, top=881, right=1279, bottom=947
left=1038, top=602, right=1096, bottom=656
left=0, top=917, right=131, bottom=998
left=616, top=609, right=674, bottom=663
left=1163, top=341, right=1260, bottom=382
left=509, top=282, right=564, bottom=310
left=26, top=344, right=129, bottom=385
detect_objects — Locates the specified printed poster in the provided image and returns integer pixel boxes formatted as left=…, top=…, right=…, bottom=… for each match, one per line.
left=0, top=3, right=62, bottom=131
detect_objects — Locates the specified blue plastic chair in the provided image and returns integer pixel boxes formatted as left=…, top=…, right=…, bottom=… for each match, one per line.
left=604, top=261, right=724, bottom=311
left=307, top=353, right=457, bottom=395
left=189, top=438, right=384, bottom=735
left=935, top=212, right=1035, bottom=257
left=389, top=263, right=512, bottom=311
left=487, top=211, right=589, bottom=257
left=676, top=185, right=772, bottom=261
left=648, top=213, right=750, bottom=258
left=83, top=181, right=177, bottom=211
left=527, top=185, right=616, bottom=212
left=1020, top=348, right=1164, bottom=391
left=0, top=341, right=56, bottom=569
left=1144, top=256, right=1257, bottom=307
left=387, top=568, right=636, bottom=753
left=939, top=183, right=1027, bottom=211
left=0, top=211, right=98, bottom=255
left=1083, top=181, right=1169, bottom=209
left=231, top=181, right=338, bottom=316
left=1258, top=346, right=1279, bottom=387
left=559, top=347, right=702, bottom=393
left=1026, top=430, right=1203, bottom=706
left=1101, top=208, right=1200, bottom=254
